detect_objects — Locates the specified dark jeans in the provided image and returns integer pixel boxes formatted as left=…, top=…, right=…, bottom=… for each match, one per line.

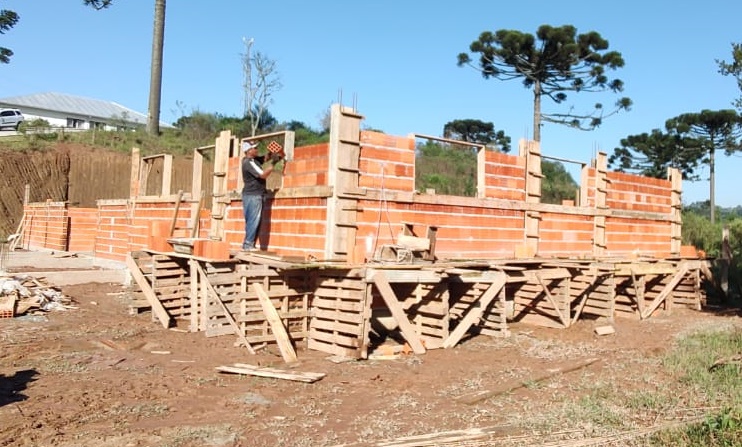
left=241, top=193, right=263, bottom=249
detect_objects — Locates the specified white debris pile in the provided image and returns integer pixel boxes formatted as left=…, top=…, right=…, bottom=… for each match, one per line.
left=0, top=274, right=76, bottom=316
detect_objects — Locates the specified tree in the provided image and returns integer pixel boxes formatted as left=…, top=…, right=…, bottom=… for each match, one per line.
left=146, top=0, right=166, bottom=135
left=717, top=42, right=742, bottom=111
left=609, top=128, right=704, bottom=180
left=457, top=24, right=631, bottom=142
left=443, top=119, right=511, bottom=152
left=666, top=110, right=742, bottom=224
left=0, top=7, right=19, bottom=63
left=611, top=110, right=742, bottom=224
left=242, top=38, right=282, bottom=138
left=541, top=161, right=578, bottom=204
left=83, top=0, right=165, bottom=136
left=416, top=141, right=478, bottom=197
left=82, top=0, right=113, bottom=9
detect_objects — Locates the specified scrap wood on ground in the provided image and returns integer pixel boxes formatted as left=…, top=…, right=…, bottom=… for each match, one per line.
left=0, top=274, right=75, bottom=317
left=216, top=363, right=326, bottom=383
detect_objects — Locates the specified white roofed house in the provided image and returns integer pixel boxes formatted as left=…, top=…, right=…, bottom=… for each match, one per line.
left=0, top=92, right=171, bottom=131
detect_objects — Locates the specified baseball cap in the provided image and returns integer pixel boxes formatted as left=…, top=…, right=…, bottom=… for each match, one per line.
left=242, top=142, right=257, bottom=152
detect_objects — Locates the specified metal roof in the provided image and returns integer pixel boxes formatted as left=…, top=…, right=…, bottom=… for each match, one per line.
left=0, top=92, right=172, bottom=127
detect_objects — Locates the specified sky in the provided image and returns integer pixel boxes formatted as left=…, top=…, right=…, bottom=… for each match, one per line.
left=2, top=0, right=742, bottom=207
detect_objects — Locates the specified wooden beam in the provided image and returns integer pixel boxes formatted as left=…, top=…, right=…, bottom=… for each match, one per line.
left=129, top=147, right=140, bottom=198
left=188, top=258, right=199, bottom=332
left=189, top=190, right=204, bottom=239
left=195, top=263, right=256, bottom=355
left=641, top=264, right=689, bottom=319
left=169, top=190, right=184, bottom=237
left=125, top=252, right=170, bottom=328
left=252, top=282, right=298, bottom=363
left=535, top=274, right=569, bottom=328
left=371, top=271, right=426, bottom=354
left=571, top=277, right=602, bottom=325
left=457, top=357, right=599, bottom=405
left=161, top=154, right=173, bottom=196
left=442, top=272, right=506, bottom=349
left=216, top=363, right=324, bottom=383
left=629, top=270, right=645, bottom=318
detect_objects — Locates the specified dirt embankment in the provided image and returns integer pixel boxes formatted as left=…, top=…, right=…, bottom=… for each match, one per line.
left=0, top=143, right=197, bottom=238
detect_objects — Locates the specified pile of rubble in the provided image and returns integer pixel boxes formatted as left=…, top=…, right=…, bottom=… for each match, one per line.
left=0, top=274, right=76, bottom=318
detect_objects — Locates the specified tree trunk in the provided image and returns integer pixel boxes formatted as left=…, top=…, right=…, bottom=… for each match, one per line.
left=146, top=0, right=166, bottom=136
left=533, top=81, right=542, bottom=142
left=709, top=146, right=715, bottom=224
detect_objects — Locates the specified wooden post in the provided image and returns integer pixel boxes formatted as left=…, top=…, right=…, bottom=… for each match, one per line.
left=161, top=154, right=173, bottom=196
left=669, top=168, right=682, bottom=255
left=721, top=226, right=731, bottom=300
left=521, top=139, right=542, bottom=256
left=209, top=130, right=232, bottom=241
left=324, top=104, right=363, bottom=261
left=476, top=145, right=486, bottom=198
left=593, top=152, right=608, bottom=256
left=130, top=147, right=141, bottom=198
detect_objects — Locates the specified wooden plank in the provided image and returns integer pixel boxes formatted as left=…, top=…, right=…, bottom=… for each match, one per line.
left=506, top=268, right=572, bottom=283
left=371, top=271, right=426, bottom=355
left=310, top=318, right=363, bottom=335
left=312, top=296, right=365, bottom=312
left=367, top=269, right=441, bottom=284
left=195, top=263, right=256, bottom=354
left=442, top=272, right=506, bottom=349
left=535, top=275, right=569, bottom=328
left=641, top=264, right=689, bottom=319
left=457, top=357, right=599, bottom=405
left=614, top=263, right=675, bottom=276
left=169, top=190, right=184, bottom=237
left=126, top=252, right=171, bottom=328
left=308, top=327, right=362, bottom=347
left=252, top=283, right=298, bottom=363
left=397, top=233, right=430, bottom=251
left=630, top=270, right=645, bottom=318
left=314, top=288, right=366, bottom=300
left=307, top=337, right=359, bottom=358
left=312, top=308, right=365, bottom=325
left=216, top=363, right=324, bottom=383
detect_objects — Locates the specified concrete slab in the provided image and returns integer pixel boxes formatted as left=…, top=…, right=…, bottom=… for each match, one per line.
left=3, top=250, right=129, bottom=286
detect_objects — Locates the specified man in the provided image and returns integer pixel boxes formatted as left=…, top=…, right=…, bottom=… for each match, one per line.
left=240, top=141, right=279, bottom=251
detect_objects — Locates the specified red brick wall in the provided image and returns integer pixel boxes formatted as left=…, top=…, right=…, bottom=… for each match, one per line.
left=605, top=218, right=673, bottom=257
left=21, top=130, right=679, bottom=262
left=354, top=199, right=525, bottom=260
left=23, top=202, right=68, bottom=251
left=282, top=144, right=331, bottom=188
left=94, top=201, right=131, bottom=260
left=67, top=207, right=97, bottom=253
left=538, top=211, right=595, bottom=256
left=359, top=132, right=415, bottom=192
left=606, top=172, right=672, bottom=213
left=483, top=151, right=527, bottom=201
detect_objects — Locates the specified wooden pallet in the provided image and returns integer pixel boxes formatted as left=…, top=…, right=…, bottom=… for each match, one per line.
left=308, top=268, right=370, bottom=359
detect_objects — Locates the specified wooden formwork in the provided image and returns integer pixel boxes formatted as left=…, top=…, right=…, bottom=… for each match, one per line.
left=384, top=282, right=450, bottom=349
left=128, top=251, right=194, bottom=324
left=672, top=261, right=705, bottom=310
left=568, top=262, right=616, bottom=322
left=308, top=267, right=370, bottom=359
left=126, top=251, right=712, bottom=362
left=449, top=280, right=509, bottom=338
left=609, top=259, right=701, bottom=320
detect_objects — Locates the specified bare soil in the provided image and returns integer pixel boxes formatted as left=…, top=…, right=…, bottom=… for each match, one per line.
left=0, top=278, right=739, bottom=447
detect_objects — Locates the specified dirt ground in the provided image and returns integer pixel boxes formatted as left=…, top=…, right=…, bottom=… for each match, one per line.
left=1, top=270, right=740, bottom=447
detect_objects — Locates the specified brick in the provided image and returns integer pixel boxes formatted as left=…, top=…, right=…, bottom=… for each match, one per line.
left=192, top=239, right=230, bottom=260
left=148, top=235, right=172, bottom=252
left=679, top=245, right=700, bottom=258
